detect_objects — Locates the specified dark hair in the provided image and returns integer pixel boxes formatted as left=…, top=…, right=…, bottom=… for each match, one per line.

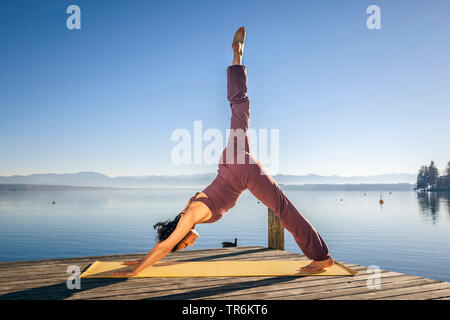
left=153, top=213, right=183, bottom=252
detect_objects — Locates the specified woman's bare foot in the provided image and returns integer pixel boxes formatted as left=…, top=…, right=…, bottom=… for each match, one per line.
left=299, top=257, right=334, bottom=273
left=232, top=26, right=246, bottom=65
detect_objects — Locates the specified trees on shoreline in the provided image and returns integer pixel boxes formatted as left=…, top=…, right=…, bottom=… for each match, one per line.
left=416, top=161, right=450, bottom=191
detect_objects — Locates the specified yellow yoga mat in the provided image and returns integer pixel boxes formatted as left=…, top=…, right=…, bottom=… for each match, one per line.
left=80, top=260, right=357, bottom=278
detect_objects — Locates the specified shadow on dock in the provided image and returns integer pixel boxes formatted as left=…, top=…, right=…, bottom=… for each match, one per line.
left=181, top=247, right=269, bottom=262
left=145, top=276, right=298, bottom=300
left=0, top=278, right=128, bottom=300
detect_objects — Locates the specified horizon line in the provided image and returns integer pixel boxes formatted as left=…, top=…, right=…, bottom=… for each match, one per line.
left=0, top=171, right=418, bottom=179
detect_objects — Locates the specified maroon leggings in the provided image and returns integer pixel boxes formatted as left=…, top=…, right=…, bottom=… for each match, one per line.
left=195, top=65, right=330, bottom=261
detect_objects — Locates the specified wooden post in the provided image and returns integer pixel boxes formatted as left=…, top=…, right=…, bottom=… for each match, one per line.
left=268, top=208, right=284, bottom=250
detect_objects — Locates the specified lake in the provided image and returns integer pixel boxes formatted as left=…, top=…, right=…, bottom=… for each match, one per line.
left=0, top=188, right=449, bottom=282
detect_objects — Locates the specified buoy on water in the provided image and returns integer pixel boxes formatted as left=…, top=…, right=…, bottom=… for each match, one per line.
left=379, top=193, right=384, bottom=205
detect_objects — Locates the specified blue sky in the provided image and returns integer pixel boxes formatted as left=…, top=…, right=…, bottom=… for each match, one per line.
left=1, top=0, right=449, bottom=177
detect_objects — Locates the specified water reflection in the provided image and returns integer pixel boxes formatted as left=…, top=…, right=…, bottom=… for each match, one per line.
left=416, top=191, right=450, bottom=224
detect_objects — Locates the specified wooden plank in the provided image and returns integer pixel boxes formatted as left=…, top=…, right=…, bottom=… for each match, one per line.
left=268, top=208, right=284, bottom=250
left=323, top=281, right=450, bottom=300
left=196, top=272, right=412, bottom=300
left=377, top=288, right=450, bottom=300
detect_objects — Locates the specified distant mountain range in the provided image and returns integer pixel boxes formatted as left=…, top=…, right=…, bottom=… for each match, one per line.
left=280, top=183, right=414, bottom=191
left=0, top=171, right=417, bottom=188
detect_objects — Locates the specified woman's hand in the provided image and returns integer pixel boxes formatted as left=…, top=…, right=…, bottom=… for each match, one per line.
left=111, top=259, right=145, bottom=276
left=111, top=268, right=138, bottom=277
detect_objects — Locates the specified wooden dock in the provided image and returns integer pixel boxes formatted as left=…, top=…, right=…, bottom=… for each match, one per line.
left=1, top=246, right=450, bottom=300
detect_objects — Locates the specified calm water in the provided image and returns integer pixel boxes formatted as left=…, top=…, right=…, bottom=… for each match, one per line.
left=1, top=189, right=450, bottom=282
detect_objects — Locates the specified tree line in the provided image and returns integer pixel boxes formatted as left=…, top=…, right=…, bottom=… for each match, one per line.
left=416, top=161, right=450, bottom=191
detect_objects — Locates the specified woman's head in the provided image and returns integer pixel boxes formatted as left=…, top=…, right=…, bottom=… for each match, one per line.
left=153, top=214, right=199, bottom=252
left=175, top=229, right=199, bottom=251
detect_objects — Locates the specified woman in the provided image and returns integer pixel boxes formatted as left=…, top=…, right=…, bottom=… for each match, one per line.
left=112, top=27, right=333, bottom=276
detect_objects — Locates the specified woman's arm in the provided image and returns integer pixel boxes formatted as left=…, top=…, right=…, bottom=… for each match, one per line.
left=111, top=210, right=198, bottom=276
left=134, top=242, right=171, bottom=273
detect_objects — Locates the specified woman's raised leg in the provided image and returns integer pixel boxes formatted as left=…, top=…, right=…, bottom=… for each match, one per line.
left=220, top=27, right=251, bottom=166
